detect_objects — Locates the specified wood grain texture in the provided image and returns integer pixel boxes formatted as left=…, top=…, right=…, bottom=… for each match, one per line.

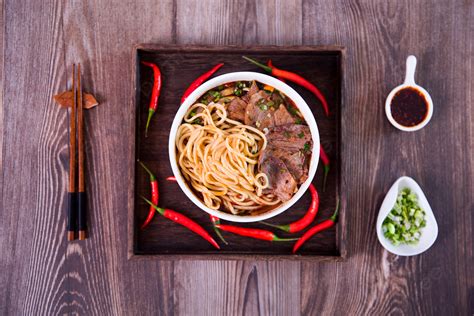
left=300, top=0, right=474, bottom=315
left=1, top=0, right=472, bottom=315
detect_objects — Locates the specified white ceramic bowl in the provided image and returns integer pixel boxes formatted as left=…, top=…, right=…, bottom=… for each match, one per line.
left=169, top=72, right=320, bottom=223
left=376, top=176, right=438, bottom=256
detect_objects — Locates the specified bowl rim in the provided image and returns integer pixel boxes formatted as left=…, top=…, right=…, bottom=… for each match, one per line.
left=168, top=71, right=320, bottom=223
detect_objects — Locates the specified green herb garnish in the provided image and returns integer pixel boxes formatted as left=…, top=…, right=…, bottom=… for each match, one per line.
left=288, top=106, right=300, bottom=117
left=297, top=132, right=305, bottom=139
left=295, top=117, right=303, bottom=125
left=283, top=131, right=291, bottom=138
left=302, top=142, right=310, bottom=153
left=210, top=90, right=221, bottom=102
left=382, top=188, right=426, bottom=246
left=192, top=118, right=203, bottom=125
left=257, top=99, right=268, bottom=111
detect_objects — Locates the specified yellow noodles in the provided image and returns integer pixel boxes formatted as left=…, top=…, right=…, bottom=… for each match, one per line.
left=176, top=102, right=280, bottom=214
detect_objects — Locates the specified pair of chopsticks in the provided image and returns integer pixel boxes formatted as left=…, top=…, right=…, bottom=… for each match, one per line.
left=67, top=64, right=87, bottom=241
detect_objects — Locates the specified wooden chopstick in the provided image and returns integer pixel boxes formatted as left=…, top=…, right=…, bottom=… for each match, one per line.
left=67, top=64, right=78, bottom=241
left=77, top=63, right=87, bottom=240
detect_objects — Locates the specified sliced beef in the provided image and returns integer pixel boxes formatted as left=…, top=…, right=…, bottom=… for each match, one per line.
left=242, top=81, right=259, bottom=103
left=259, top=147, right=308, bottom=185
left=280, top=151, right=308, bottom=184
left=273, top=105, right=296, bottom=126
left=259, top=124, right=312, bottom=185
left=259, top=156, right=297, bottom=202
left=270, top=91, right=285, bottom=106
left=227, top=97, right=247, bottom=122
left=248, top=80, right=259, bottom=96
left=265, top=124, right=312, bottom=152
left=244, top=91, right=275, bottom=130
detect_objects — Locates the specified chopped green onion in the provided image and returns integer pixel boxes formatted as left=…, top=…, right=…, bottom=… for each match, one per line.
left=297, top=132, right=304, bottom=138
left=192, top=118, right=203, bottom=125
left=207, top=90, right=220, bottom=102
left=288, top=106, right=300, bottom=116
left=257, top=99, right=268, bottom=111
left=303, top=142, right=310, bottom=153
left=382, top=188, right=426, bottom=245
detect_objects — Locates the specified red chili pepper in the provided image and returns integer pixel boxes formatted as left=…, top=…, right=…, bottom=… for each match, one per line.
left=267, top=60, right=286, bottom=83
left=243, top=56, right=329, bottom=116
left=141, top=61, right=162, bottom=137
left=165, top=175, right=228, bottom=244
left=142, top=197, right=220, bottom=249
left=138, top=161, right=159, bottom=230
left=216, top=224, right=298, bottom=242
left=320, top=145, right=330, bottom=192
left=181, top=63, right=224, bottom=104
left=261, top=183, right=319, bottom=233
left=292, top=200, right=339, bottom=253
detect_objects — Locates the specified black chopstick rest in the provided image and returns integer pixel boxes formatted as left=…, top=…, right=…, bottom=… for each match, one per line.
left=77, top=192, right=87, bottom=240
left=67, top=192, right=77, bottom=240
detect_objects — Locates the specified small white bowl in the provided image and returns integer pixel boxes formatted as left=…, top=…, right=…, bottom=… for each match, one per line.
left=376, top=176, right=438, bottom=256
left=169, top=72, right=320, bottom=223
left=385, top=55, right=433, bottom=132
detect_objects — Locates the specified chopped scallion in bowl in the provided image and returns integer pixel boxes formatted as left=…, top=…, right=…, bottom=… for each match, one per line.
left=382, top=188, right=426, bottom=246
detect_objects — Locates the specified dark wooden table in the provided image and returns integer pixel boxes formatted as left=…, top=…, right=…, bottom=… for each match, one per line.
left=1, top=0, right=472, bottom=314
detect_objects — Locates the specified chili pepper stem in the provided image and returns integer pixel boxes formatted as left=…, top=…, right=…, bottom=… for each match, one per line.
left=273, top=237, right=299, bottom=241
left=213, top=226, right=228, bottom=245
left=322, top=165, right=330, bottom=192
left=242, top=56, right=272, bottom=73
left=141, top=196, right=164, bottom=215
left=330, top=199, right=340, bottom=222
left=138, top=160, right=156, bottom=181
left=145, top=109, right=155, bottom=137
left=260, top=221, right=290, bottom=232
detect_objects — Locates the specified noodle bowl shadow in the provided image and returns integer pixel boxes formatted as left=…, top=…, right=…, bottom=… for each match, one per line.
left=169, top=72, right=320, bottom=223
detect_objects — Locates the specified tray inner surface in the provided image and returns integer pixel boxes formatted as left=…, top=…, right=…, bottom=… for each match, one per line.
left=133, top=47, right=342, bottom=257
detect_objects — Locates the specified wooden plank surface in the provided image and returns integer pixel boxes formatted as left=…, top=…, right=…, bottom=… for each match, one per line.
left=0, top=0, right=472, bottom=315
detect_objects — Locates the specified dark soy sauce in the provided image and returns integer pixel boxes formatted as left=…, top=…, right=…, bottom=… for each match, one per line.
left=390, top=87, right=428, bottom=127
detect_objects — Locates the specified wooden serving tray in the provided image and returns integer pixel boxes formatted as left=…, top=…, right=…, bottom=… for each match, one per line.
left=129, top=45, right=346, bottom=261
